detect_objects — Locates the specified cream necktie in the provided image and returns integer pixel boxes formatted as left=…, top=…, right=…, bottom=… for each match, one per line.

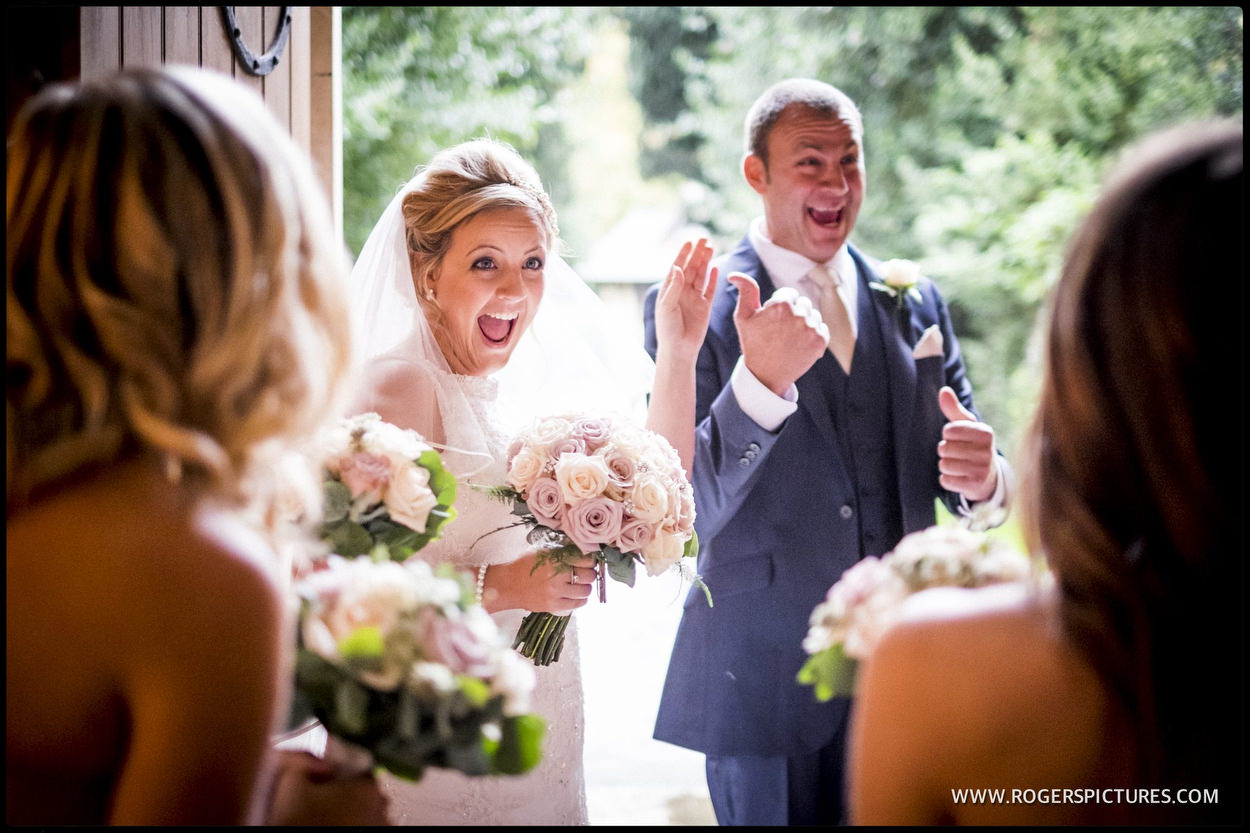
left=804, top=264, right=856, bottom=373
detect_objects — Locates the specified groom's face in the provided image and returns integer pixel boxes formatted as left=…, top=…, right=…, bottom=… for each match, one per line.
left=429, top=207, right=547, bottom=377
left=744, top=104, right=865, bottom=263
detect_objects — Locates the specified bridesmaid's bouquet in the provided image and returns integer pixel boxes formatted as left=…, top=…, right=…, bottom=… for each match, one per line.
left=311, top=411, right=458, bottom=565
left=798, top=524, right=1036, bottom=700
left=490, top=413, right=709, bottom=666
left=289, top=554, right=545, bottom=780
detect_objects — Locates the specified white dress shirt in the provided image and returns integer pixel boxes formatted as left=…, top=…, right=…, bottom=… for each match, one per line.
left=727, top=217, right=1008, bottom=513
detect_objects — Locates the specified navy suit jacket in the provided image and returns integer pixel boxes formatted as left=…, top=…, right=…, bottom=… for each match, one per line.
left=643, top=235, right=1006, bottom=757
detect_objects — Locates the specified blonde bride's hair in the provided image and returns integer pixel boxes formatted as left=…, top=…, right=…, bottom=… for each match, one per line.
left=6, top=66, right=354, bottom=512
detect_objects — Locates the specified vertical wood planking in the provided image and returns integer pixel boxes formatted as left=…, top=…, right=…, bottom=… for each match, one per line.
left=80, top=7, right=122, bottom=80
left=262, top=7, right=291, bottom=132
left=309, top=6, right=342, bottom=237
left=201, top=7, right=235, bottom=75
left=288, top=6, right=312, bottom=157
left=163, top=7, right=201, bottom=67
left=121, top=6, right=163, bottom=68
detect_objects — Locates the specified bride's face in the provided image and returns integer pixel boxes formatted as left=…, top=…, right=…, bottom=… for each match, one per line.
left=430, top=206, right=547, bottom=377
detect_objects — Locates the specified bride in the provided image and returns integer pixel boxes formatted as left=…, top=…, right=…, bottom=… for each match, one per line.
left=346, top=138, right=716, bottom=824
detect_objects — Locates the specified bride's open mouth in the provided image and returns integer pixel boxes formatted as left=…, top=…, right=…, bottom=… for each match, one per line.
left=478, top=311, right=518, bottom=346
left=808, top=205, right=844, bottom=227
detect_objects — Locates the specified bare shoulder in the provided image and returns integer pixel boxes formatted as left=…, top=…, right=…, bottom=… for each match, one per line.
left=7, top=459, right=284, bottom=647
left=853, top=580, right=1127, bottom=824
left=349, top=352, right=443, bottom=436
left=873, top=581, right=1097, bottom=720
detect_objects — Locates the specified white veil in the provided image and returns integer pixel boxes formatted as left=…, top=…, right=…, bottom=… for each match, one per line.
left=348, top=179, right=656, bottom=480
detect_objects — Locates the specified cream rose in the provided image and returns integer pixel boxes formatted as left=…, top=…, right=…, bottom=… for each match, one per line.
left=384, top=457, right=438, bottom=533
left=641, top=529, right=685, bottom=576
left=628, top=470, right=671, bottom=524
left=554, top=453, right=611, bottom=503
left=507, top=446, right=547, bottom=492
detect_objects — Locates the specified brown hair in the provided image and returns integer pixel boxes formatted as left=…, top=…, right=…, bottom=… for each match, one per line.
left=743, top=78, right=863, bottom=167
left=1019, top=120, right=1242, bottom=814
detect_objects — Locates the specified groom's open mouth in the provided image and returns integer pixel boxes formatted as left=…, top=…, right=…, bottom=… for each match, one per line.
left=807, top=205, right=845, bottom=227
left=478, top=312, right=519, bottom=346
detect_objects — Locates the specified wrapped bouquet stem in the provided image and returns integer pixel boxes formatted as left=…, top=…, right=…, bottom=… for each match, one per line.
left=492, top=413, right=709, bottom=667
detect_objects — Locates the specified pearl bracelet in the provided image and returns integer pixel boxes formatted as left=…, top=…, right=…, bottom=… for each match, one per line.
left=476, top=563, right=489, bottom=605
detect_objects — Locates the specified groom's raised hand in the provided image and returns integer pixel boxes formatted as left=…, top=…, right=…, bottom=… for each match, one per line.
left=730, top=272, right=829, bottom=397
left=937, top=386, right=998, bottom=503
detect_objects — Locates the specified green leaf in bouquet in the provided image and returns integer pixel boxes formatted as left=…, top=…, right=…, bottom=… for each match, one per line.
left=338, top=625, right=385, bottom=660
left=683, top=528, right=699, bottom=560
left=601, top=546, right=637, bottom=588
left=796, top=643, right=857, bottom=702
left=333, top=677, right=372, bottom=736
left=418, top=449, right=458, bottom=508
left=323, top=518, right=374, bottom=557
left=490, top=714, right=546, bottom=775
left=371, top=519, right=420, bottom=554
left=404, top=506, right=457, bottom=557
left=457, top=675, right=492, bottom=708
left=322, top=479, right=351, bottom=523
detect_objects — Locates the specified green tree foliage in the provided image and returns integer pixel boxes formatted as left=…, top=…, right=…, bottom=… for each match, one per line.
left=632, top=6, right=1242, bottom=455
left=341, top=6, right=600, bottom=257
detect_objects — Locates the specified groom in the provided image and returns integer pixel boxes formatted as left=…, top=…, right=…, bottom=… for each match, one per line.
left=643, top=78, right=1011, bottom=825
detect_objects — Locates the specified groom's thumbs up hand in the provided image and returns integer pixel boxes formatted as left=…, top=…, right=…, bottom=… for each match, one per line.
left=937, top=386, right=998, bottom=502
left=730, top=272, right=829, bottom=397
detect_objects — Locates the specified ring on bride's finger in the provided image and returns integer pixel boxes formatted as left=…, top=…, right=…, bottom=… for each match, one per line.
left=570, top=571, right=578, bottom=585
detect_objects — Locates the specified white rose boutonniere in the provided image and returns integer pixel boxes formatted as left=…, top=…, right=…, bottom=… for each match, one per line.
left=870, top=258, right=924, bottom=311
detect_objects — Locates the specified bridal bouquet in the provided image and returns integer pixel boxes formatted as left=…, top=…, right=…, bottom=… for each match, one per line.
left=288, top=554, right=545, bottom=780
left=490, top=413, right=708, bottom=666
left=798, top=524, right=1035, bottom=700
left=311, top=412, right=458, bottom=565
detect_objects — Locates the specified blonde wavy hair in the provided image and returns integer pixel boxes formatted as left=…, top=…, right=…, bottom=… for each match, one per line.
left=6, top=66, right=354, bottom=513
left=400, top=138, right=561, bottom=339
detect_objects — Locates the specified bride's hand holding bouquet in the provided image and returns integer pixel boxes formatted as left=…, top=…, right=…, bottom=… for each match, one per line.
left=488, top=412, right=709, bottom=666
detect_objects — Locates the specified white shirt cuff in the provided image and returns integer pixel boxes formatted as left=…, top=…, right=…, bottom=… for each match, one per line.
left=729, top=355, right=798, bottom=432
left=958, top=456, right=1009, bottom=515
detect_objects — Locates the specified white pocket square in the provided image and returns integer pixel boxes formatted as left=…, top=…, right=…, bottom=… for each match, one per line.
left=912, top=325, right=943, bottom=359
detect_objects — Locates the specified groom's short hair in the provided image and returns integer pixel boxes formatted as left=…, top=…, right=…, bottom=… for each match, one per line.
left=744, top=78, right=863, bottom=167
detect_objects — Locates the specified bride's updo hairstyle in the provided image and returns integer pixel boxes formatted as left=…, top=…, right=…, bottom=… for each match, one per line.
left=1019, top=120, right=1241, bottom=817
left=6, top=67, right=354, bottom=510
left=399, top=138, right=560, bottom=336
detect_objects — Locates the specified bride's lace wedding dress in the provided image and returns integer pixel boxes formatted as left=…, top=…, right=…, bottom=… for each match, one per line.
left=354, top=346, right=589, bottom=825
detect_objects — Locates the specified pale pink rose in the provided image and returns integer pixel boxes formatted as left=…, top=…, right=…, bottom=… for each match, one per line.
left=572, top=416, right=612, bottom=451
left=563, top=496, right=623, bottom=554
left=547, top=435, right=588, bottom=462
left=616, top=516, right=656, bottom=554
left=628, top=470, right=671, bottom=524
left=337, top=451, right=391, bottom=502
left=506, top=446, right=547, bottom=492
left=554, top=453, right=611, bottom=503
left=414, top=607, right=495, bottom=677
left=641, top=529, right=685, bottom=576
left=383, top=458, right=438, bottom=533
left=526, top=476, right=565, bottom=528
left=806, top=556, right=906, bottom=660
left=301, top=557, right=419, bottom=687
left=599, top=444, right=637, bottom=489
